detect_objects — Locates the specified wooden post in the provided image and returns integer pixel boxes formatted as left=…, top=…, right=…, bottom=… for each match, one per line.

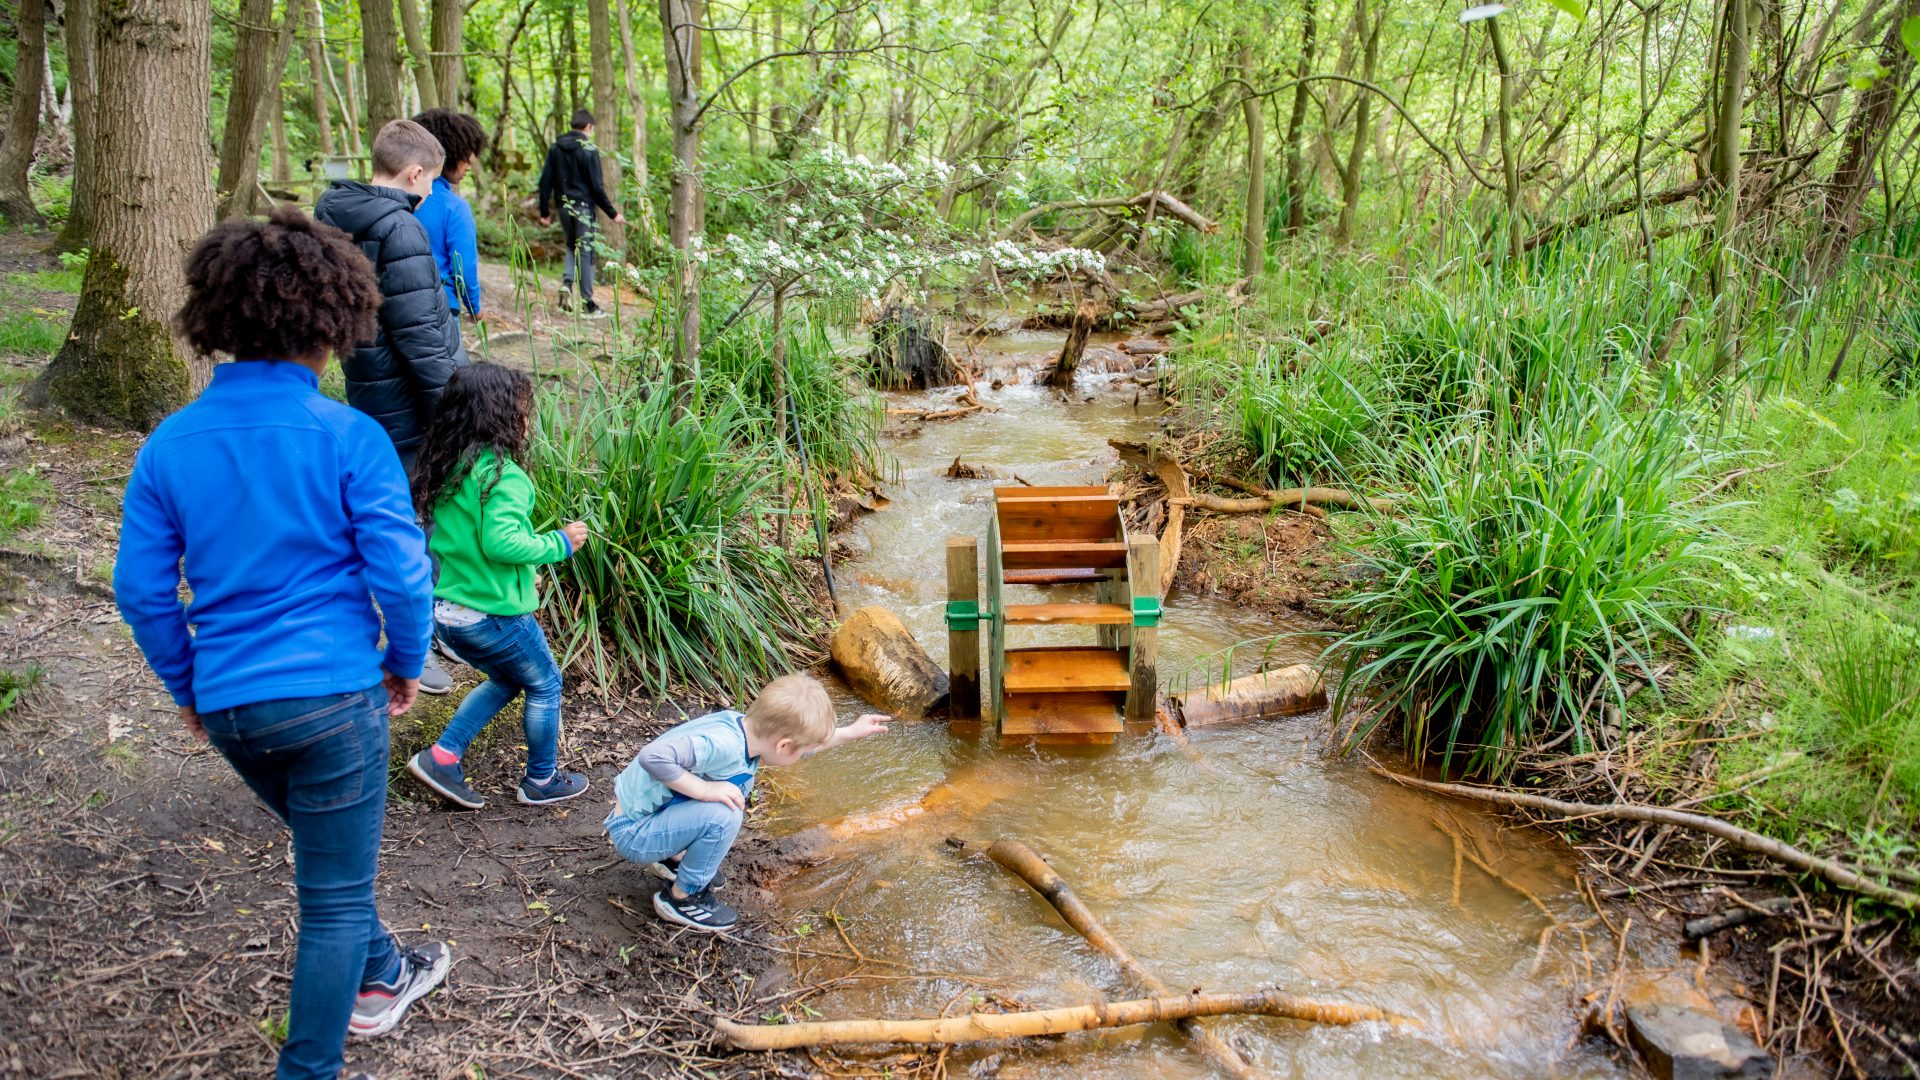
left=1125, top=537, right=1159, bottom=722
left=986, top=514, right=1006, bottom=729
left=1044, top=298, right=1097, bottom=388
left=946, top=537, right=981, bottom=722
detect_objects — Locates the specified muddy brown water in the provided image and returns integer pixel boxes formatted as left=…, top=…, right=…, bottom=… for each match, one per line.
left=770, top=334, right=1664, bottom=1077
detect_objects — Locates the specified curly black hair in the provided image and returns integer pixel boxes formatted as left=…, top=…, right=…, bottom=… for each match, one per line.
left=410, top=108, right=489, bottom=177
left=174, top=205, right=379, bottom=362
left=412, top=361, right=535, bottom=518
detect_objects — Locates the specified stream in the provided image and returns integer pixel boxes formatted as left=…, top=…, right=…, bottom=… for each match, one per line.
left=765, top=327, right=1665, bottom=1078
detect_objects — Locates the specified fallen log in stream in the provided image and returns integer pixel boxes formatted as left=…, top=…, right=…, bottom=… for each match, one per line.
left=947, top=838, right=1395, bottom=1078
left=713, top=989, right=1375, bottom=1050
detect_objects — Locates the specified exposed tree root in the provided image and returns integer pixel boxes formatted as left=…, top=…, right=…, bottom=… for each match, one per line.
left=1372, top=768, right=1920, bottom=911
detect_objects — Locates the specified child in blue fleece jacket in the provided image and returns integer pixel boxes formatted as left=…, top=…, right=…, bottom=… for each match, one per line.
left=113, top=206, right=450, bottom=1080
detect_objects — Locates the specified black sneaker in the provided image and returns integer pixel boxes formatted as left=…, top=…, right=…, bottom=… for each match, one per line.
left=406, top=750, right=484, bottom=810
left=517, top=769, right=589, bottom=805
left=417, top=654, right=453, bottom=696
left=646, top=854, right=726, bottom=891
left=582, top=302, right=609, bottom=320
left=349, top=942, right=450, bottom=1038
left=652, top=886, right=739, bottom=932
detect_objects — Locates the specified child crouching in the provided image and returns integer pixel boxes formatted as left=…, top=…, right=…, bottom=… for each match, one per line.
left=608, top=674, right=888, bottom=931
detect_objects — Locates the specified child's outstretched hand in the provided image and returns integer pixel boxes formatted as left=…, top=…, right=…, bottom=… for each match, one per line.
left=841, top=714, right=891, bottom=742
left=562, top=521, right=589, bottom=551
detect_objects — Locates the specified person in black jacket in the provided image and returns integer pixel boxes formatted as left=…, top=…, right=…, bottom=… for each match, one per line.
left=316, top=118, right=469, bottom=696
left=537, top=109, right=625, bottom=316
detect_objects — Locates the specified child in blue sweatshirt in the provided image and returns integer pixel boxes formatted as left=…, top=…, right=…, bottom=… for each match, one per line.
left=411, top=108, right=488, bottom=322
left=114, top=207, right=450, bottom=1080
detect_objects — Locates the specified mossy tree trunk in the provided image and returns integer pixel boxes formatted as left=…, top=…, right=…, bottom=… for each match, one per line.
left=396, top=0, right=438, bottom=111
left=1282, top=0, right=1318, bottom=233
left=302, top=0, right=338, bottom=157
left=36, top=0, right=214, bottom=431
left=216, top=0, right=294, bottom=220
left=1238, top=40, right=1265, bottom=284
left=54, top=0, right=98, bottom=250
left=0, top=0, right=49, bottom=225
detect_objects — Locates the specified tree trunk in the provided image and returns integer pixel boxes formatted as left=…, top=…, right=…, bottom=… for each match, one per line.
left=360, top=0, right=406, bottom=141
left=1238, top=42, right=1265, bottom=283
left=1820, top=0, right=1919, bottom=253
left=54, top=0, right=98, bottom=250
left=430, top=0, right=462, bottom=107
left=1283, top=0, right=1318, bottom=232
left=660, top=0, right=703, bottom=398
left=1711, top=0, right=1752, bottom=370
left=1488, top=16, right=1524, bottom=262
left=216, top=0, right=294, bottom=220
left=269, top=43, right=292, bottom=184
left=1333, top=0, right=1379, bottom=246
left=564, top=0, right=581, bottom=111
left=396, top=0, right=438, bottom=110
left=772, top=283, right=790, bottom=548
left=588, top=0, right=625, bottom=252
left=615, top=0, right=659, bottom=247
left=302, top=0, right=337, bottom=157
left=36, top=0, right=214, bottom=429
left=0, top=0, right=49, bottom=224
left=344, top=58, right=363, bottom=153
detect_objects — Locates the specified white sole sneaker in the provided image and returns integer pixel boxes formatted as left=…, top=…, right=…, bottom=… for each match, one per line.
left=349, top=944, right=451, bottom=1039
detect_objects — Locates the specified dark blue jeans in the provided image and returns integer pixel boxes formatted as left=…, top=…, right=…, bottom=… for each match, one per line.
left=200, top=687, right=403, bottom=1080
left=434, top=612, right=563, bottom=778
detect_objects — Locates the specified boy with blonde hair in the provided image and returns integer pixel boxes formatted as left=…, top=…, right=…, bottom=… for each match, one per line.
left=607, top=674, right=887, bottom=930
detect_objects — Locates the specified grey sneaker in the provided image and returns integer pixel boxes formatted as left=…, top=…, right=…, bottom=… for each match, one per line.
left=653, top=886, right=739, bottom=931
left=517, top=769, right=589, bottom=806
left=349, top=942, right=450, bottom=1039
left=417, top=654, right=453, bottom=696
left=646, top=854, right=726, bottom=890
left=407, top=750, right=484, bottom=810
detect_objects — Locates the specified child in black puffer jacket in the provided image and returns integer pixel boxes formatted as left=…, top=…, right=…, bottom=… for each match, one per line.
left=315, top=118, right=469, bottom=477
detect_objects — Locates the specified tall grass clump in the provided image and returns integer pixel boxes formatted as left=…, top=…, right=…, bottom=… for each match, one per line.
left=1808, top=619, right=1920, bottom=827
left=700, top=307, right=886, bottom=482
left=531, top=377, right=820, bottom=697
left=1238, top=342, right=1385, bottom=487
left=1332, top=378, right=1725, bottom=775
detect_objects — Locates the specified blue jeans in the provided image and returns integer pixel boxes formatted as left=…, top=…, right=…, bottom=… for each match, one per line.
left=199, top=688, right=403, bottom=1080
left=434, top=612, right=562, bottom=778
left=605, top=799, right=742, bottom=894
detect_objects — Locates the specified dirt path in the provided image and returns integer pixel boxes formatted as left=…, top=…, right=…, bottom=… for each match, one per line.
left=0, top=229, right=803, bottom=1079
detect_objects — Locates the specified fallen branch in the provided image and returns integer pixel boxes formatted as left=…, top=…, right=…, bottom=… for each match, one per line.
left=713, top=988, right=1381, bottom=1049
left=1111, top=441, right=1386, bottom=514
left=994, top=190, right=1218, bottom=242
left=1369, top=768, right=1920, bottom=911
left=1684, top=896, right=1796, bottom=940
left=948, top=839, right=1395, bottom=1078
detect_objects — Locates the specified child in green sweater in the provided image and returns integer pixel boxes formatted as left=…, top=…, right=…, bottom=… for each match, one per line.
left=405, top=362, right=591, bottom=808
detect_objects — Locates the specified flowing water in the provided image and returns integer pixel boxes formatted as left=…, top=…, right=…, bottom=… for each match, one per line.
left=764, top=331, right=1659, bottom=1078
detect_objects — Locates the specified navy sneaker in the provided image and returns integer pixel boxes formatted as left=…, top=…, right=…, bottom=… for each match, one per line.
left=652, top=886, right=739, bottom=932
left=349, top=942, right=450, bottom=1039
left=518, top=769, right=589, bottom=806
left=646, top=854, right=726, bottom=891
left=407, top=750, right=484, bottom=810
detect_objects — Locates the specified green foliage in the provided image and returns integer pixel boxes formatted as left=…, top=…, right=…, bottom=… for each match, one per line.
left=529, top=375, right=820, bottom=698
left=0, top=664, right=44, bottom=714
left=700, top=307, right=885, bottom=482
left=1812, top=619, right=1920, bottom=821
left=29, top=170, right=71, bottom=224
left=1237, top=343, right=1382, bottom=487
left=0, top=313, right=66, bottom=356
left=1332, top=380, right=1722, bottom=775
left=0, top=468, right=52, bottom=540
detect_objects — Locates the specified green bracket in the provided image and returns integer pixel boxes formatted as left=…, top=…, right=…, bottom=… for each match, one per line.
left=1132, top=596, right=1163, bottom=628
left=946, top=600, right=984, bottom=631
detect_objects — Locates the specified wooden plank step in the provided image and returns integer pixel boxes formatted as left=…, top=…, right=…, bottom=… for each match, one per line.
left=1002, top=690, right=1125, bottom=735
left=1004, top=568, right=1109, bottom=586
left=994, top=485, right=1110, bottom=499
left=995, top=494, right=1120, bottom=543
left=1005, top=647, right=1130, bottom=693
left=1002, top=541, right=1129, bottom=569
left=1004, top=603, right=1130, bottom=626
